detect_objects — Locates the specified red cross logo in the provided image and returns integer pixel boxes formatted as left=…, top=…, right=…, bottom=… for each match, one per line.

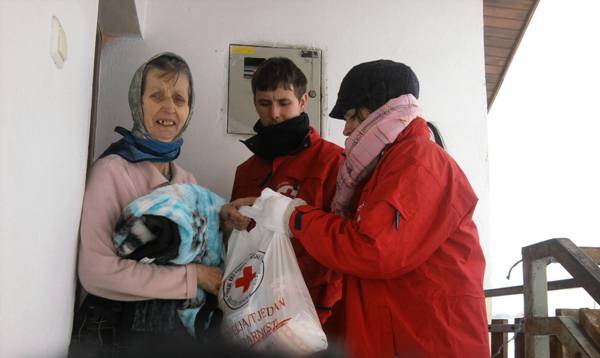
left=235, top=266, right=257, bottom=293
left=276, top=183, right=298, bottom=198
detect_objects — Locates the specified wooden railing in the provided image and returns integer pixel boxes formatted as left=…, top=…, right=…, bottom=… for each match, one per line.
left=485, top=239, right=600, bottom=358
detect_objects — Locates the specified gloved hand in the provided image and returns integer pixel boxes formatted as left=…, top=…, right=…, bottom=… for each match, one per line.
left=245, top=188, right=306, bottom=236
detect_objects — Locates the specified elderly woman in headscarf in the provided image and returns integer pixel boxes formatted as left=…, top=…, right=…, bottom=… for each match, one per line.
left=243, top=60, right=490, bottom=357
left=75, top=53, right=221, bottom=348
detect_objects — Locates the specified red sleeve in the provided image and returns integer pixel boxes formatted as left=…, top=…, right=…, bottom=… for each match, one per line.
left=289, top=163, right=466, bottom=280
left=230, top=166, right=242, bottom=201
left=230, top=157, right=266, bottom=201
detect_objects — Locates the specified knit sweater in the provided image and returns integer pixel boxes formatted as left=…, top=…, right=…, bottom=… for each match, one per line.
left=78, top=154, right=198, bottom=301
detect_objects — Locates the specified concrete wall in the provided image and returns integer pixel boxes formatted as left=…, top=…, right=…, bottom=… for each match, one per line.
left=0, top=1, right=99, bottom=356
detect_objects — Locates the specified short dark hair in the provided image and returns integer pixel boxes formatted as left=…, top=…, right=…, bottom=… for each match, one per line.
left=142, top=54, right=192, bottom=102
left=251, top=57, right=307, bottom=100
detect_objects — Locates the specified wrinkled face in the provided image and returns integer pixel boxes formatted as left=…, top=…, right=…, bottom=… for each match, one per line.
left=343, top=107, right=371, bottom=136
left=142, top=68, right=190, bottom=142
left=254, top=85, right=307, bottom=127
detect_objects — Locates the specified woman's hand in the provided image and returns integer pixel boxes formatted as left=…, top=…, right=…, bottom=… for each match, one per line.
left=250, top=189, right=306, bottom=236
left=220, top=197, right=257, bottom=231
left=196, top=264, right=223, bottom=295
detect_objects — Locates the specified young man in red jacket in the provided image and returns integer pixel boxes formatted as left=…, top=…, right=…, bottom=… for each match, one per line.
left=227, top=57, right=344, bottom=328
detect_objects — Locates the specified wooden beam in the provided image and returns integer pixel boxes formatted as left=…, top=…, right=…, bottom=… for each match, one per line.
left=484, top=16, right=525, bottom=31
left=486, top=74, right=501, bottom=84
left=484, top=0, right=535, bottom=11
left=486, top=64, right=505, bottom=76
left=486, top=55, right=508, bottom=67
left=485, top=36, right=517, bottom=49
left=485, top=278, right=583, bottom=298
left=581, top=247, right=600, bottom=264
left=484, top=6, right=529, bottom=21
left=485, top=26, right=521, bottom=40
left=486, top=46, right=513, bottom=58
left=491, top=319, right=510, bottom=358
left=580, top=309, right=600, bottom=348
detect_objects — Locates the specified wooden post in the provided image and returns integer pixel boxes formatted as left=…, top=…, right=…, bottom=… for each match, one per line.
left=549, top=336, right=563, bottom=358
left=522, top=250, right=551, bottom=358
left=491, top=319, right=508, bottom=358
left=515, top=318, right=525, bottom=358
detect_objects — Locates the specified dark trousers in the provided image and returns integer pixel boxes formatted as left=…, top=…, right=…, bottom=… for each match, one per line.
left=68, top=295, right=195, bottom=358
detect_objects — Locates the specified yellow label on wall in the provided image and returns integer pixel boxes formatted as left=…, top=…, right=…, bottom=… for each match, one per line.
left=232, top=46, right=256, bottom=55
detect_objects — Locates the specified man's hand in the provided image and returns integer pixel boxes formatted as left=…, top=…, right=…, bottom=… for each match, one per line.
left=196, top=264, right=223, bottom=295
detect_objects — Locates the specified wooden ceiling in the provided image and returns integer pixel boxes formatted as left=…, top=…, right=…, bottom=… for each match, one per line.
left=484, top=0, right=540, bottom=109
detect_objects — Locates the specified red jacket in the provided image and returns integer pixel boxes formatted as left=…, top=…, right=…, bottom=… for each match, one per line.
left=290, top=119, right=489, bottom=358
left=231, top=128, right=345, bottom=325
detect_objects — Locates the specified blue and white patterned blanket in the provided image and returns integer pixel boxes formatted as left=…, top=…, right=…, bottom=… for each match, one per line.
left=113, top=183, right=225, bottom=337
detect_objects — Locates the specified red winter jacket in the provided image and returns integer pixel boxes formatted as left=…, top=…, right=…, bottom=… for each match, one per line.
left=290, top=119, right=489, bottom=358
left=231, top=128, right=345, bottom=325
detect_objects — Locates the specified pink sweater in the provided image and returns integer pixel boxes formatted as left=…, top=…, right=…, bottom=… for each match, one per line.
left=78, top=155, right=198, bottom=301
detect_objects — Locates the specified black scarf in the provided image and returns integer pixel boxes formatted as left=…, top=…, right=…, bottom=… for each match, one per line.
left=242, top=113, right=310, bottom=161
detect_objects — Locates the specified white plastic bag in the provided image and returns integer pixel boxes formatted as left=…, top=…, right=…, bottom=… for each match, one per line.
left=218, top=201, right=328, bottom=354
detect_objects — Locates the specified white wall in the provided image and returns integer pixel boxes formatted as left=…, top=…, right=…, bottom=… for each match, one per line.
left=95, top=0, right=489, bottom=266
left=0, top=1, right=99, bottom=357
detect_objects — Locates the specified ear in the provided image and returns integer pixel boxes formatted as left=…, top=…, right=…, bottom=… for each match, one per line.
left=299, top=93, right=308, bottom=112
left=359, top=107, right=372, bottom=121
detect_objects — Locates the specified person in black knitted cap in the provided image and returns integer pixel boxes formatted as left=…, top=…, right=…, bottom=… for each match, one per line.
left=248, top=59, right=490, bottom=357
left=329, top=60, right=419, bottom=119
left=330, top=60, right=444, bottom=147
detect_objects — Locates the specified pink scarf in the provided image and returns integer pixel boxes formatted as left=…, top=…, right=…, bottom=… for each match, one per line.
left=332, top=94, right=422, bottom=217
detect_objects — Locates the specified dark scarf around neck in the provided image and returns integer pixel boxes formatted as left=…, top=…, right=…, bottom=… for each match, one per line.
left=99, top=127, right=183, bottom=163
left=242, top=113, right=310, bottom=161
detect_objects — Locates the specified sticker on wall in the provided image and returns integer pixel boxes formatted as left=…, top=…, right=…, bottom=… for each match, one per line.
left=232, top=46, right=256, bottom=55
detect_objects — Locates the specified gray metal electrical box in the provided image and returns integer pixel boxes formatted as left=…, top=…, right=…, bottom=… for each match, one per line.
left=227, top=44, right=322, bottom=135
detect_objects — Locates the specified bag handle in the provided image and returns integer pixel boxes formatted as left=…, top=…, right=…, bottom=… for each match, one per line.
left=237, top=188, right=292, bottom=234
left=238, top=205, right=261, bottom=221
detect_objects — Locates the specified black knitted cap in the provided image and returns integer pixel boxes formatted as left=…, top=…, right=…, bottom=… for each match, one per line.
left=329, top=60, right=419, bottom=119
